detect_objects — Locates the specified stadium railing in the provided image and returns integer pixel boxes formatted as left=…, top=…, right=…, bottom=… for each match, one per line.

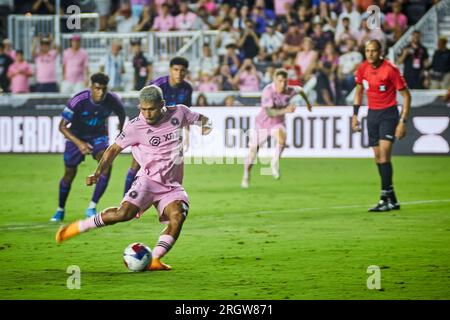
left=387, top=0, right=450, bottom=63
left=7, top=13, right=99, bottom=61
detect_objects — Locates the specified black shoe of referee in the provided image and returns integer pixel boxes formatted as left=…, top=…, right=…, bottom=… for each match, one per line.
left=387, top=199, right=401, bottom=210
left=368, top=200, right=391, bottom=212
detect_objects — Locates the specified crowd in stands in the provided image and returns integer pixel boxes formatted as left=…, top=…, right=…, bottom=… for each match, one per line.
left=0, top=0, right=449, bottom=106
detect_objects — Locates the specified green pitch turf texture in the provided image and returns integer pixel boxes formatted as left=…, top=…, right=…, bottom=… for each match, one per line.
left=0, top=154, right=449, bottom=300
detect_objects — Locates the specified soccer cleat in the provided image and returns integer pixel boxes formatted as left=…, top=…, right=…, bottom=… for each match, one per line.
left=147, top=257, right=172, bottom=271
left=388, top=201, right=401, bottom=210
left=55, top=222, right=80, bottom=244
left=50, top=209, right=65, bottom=222
left=85, top=208, right=96, bottom=218
left=241, top=177, right=249, bottom=189
left=368, top=200, right=391, bottom=212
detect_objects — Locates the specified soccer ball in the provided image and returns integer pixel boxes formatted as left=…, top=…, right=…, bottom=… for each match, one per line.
left=123, top=242, right=152, bottom=272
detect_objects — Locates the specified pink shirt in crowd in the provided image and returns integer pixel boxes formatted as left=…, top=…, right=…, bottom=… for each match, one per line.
left=198, top=81, right=218, bottom=93
left=238, top=72, right=260, bottom=92
left=274, top=0, right=296, bottom=16
left=7, top=61, right=32, bottom=93
left=255, top=82, right=299, bottom=129
left=175, top=12, right=197, bottom=30
left=62, top=48, right=88, bottom=83
left=115, top=104, right=200, bottom=187
left=35, top=49, right=58, bottom=83
left=385, top=13, right=408, bottom=30
left=152, top=14, right=175, bottom=31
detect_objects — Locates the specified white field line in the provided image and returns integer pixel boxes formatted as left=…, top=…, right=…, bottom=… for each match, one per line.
left=1, top=199, right=449, bottom=231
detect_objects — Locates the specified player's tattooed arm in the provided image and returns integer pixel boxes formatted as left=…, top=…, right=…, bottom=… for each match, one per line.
left=58, top=118, right=93, bottom=154
left=199, top=114, right=212, bottom=135
left=266, top=105, right=296, bottom=117
left=86, top=143, right=123, bottom=186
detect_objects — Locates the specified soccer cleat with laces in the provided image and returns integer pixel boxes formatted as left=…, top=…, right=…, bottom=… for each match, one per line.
left=147, top=257, right=172, bottom=271
left=85, top=208, right=96, bottom=218
left=50, top=209, right=65, bottom=222
left=55, top=222, right=80, bottom=244
left=368, top=200, right=391, bottom=212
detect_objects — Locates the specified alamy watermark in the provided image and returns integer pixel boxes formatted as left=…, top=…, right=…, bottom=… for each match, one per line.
left=366, top=5, right=381, bottom=30
left=366, top=265, right=381, bottom=290
left=66, top=265, right=81, bottom=289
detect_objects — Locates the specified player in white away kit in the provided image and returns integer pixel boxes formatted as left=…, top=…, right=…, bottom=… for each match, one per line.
left=56, top=85, right=212, bottom=271
left=241, top=68, right=313, bottom=188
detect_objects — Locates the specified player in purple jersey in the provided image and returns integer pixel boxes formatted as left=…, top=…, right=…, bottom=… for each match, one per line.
left=56, top=85, right=212, bottom=271
left=124, top=56, right=193, bottom=195
left=242, top=69, right=313, bottom=188
left=50, top=73, right=126, bottom=222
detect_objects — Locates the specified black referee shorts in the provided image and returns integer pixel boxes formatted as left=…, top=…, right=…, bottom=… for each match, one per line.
left=367, top=106, right=400, bottom=147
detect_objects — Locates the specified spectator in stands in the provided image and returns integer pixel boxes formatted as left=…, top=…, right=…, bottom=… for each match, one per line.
left=196, top=93, right=209, bottom=106
left=3, top=39, right=15, bottom=61
left=214, top=2, right=232, bottom=29
left=133, top=5, right=156, bottom=31
left=0, top=42, right=13, bottom=93
left=312, top=0, right=337, bottom=33
left=336, top=0, right=361, bottom=37
left=258, top=21, right=284, bottom=62
left=315, top=42, right=341, bottom=106
left=32, top=36, right=59, bottom=92
left=7, top=50, right=32, bottom=94
left=261, top=64, right=276, bottom=88
left=384, top=1, right=408, bottom=43
left=237, top=20, right=260, bottom=60
left=198, top=71, right=219, bottom=92
left=335, top=17, right=358, bottom=53
left=282, top=22, right=304, bottom=55
left=131, top=39, right=152, bottom=91
left=429, top=37, right=450, bottom=90
left=151, top=3, right=175, bottom=31
left=222, top=43, right=241, bottom=76
left=99, top=41, right=125, bottom=91
left=131, top=0, right=151, bottom=20
left=197, top=0, right=217, bottom=16
left=273, top=0, right=295, bottom=19
left=310, top=22, right=334, bottom=52
left=31, top=0, right=55, bottom=14
left=61, top=34, right=89, bottom=94
left=398, top=30, right=430, bottom=89
left=109, top=2, right=140, bottom=33
left=232, top=58, right=260, bottom=92
left=96, top=0, right=112, bottom=31
left=216, top=64, right=235, bottom=91
left=337, top=38, right=362, bottom=94
left=283, top=53, right=302, bottom=86
left=286, top=5, right=311, bottom=36
left=216, top=18, right=240, bottom=56
left=233, top=5, right=249, bottom=32
left=295, top=37, right=318, bottom=82
left=175, top=1, right=198, bottom=31
left=198, top=43, right=220, bottom=77
left=193, top=6, right=215, bottom=30
left=224, top=94, right=243, bottom=106
left=249, top=5, right=267, bottom=36
left=357, top=18, right=387, bottom=53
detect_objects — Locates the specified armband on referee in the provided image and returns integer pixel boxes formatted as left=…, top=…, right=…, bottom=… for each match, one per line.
left=353, top=105, right=360, bottom=116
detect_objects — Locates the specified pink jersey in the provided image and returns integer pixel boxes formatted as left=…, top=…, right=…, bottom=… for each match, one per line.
left=62, top=48, right=88, bottom=83
left=255, top=83, right=299, bottom=129
left=35, top=49, right=57, bottom=83
left=7, top=61, right=32, bottom=93
left=115, top=104, right=200, bottom=187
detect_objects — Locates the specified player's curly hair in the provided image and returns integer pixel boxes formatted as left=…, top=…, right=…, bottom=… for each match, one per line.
left=90, top=72, right=109, bottom=85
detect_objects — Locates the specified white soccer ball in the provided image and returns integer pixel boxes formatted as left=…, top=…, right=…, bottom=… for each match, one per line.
left=123, top=242, right=152, bottom=272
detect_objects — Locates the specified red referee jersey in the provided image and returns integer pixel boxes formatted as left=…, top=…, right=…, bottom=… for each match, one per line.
left=354, top=59, right=407, bottom=110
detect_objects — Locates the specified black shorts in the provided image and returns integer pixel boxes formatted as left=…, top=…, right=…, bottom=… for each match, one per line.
left=367, top=106, right=399, bottom=147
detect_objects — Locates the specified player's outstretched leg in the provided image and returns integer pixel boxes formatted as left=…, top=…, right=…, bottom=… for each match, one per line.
left=124, top=157, right=140, bottom=195
left=147, top=200, right=188, bottom=271
left=56, top=202, right=139, bottom=243
left=51, top=166, right=77, bottom=222
left=242, top=145, right=258, bottom=189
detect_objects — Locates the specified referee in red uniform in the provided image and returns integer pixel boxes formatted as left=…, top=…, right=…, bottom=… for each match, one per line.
left=352, top=39, right=411, bottom=212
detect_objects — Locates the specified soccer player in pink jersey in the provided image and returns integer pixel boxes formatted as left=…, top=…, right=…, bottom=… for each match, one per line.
left=241, top=68, right=313, bottom=188
left=56, top=85, right=212, bottom=271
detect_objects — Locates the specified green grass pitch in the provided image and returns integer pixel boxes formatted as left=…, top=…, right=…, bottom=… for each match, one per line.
left=0, top=154, right=449, bottom=299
